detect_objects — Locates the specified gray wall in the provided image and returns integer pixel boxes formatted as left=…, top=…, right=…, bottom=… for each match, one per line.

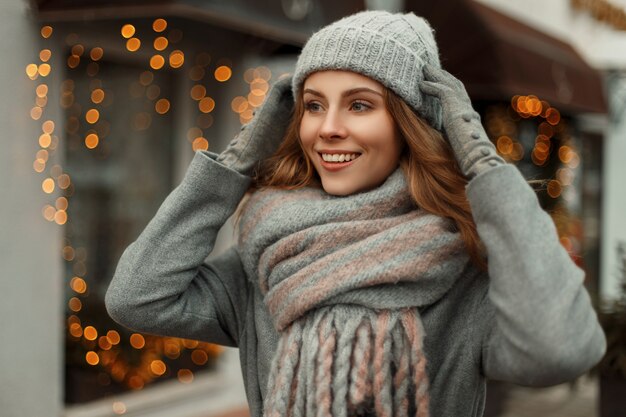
left=0, top=2, right=63, bottom=416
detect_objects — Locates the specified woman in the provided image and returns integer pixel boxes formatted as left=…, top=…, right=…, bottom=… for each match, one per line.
left=106, top=10, right=606, bottom=417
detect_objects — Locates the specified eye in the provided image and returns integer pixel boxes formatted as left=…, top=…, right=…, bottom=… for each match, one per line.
left=304, top=101, right=322, bottom=113
left=351, top=100, right=371, bottom=112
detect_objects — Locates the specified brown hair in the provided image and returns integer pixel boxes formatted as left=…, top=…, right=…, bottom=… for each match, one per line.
left=252, top=87, right=487, bottom=271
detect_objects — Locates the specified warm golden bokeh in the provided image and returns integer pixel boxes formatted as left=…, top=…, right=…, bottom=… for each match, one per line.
left=248, top=92, right=265, bottom=107
left=38, top=63, right=51, bottom=77
left=42, top=205, right=56, bottom=221
left=99, top=336, right=112, bottom=350
left=130, top=333, right=145, bottom=349
left=68, top=297, right=82, bottom=312
left=198, top=97, right=215, bottom=113
left=154, top=36, right=168, bottom=51
left=70, top=277, right=87, bottom=294
left=547, top=180, right=562, bottom=198
left=169, top=50, right=184, bottom=68
left=56, top=211, right=67, bottom=227
left=150, top=55, right=165, bottom=70
left=26, top=64, right=38, bottom=79
left=39, top=49, right=52, bottom=62
left=42, top=178, right=55, bottom=193
left=91, top=88, right=105, bottom=104
left=90, top=47, right=104, bottom=61
left=85, top=351, right=100, bottom=366
left=153, top=18, right=167, bottom=32
left=121, top=24, right=135, bottom=38
left=62, top=246, right=75, bottom=261
left=192, top=137, right=209, bottom=151
left=85, top=109, right=100, bottom=124
left=39, top=133, right=52, bottom=148
left=36, top=84, right=48, bottom=97
left=41, top=25, right=53, bottom=38
left=546, top=107, right=561, bottom=125
left=126, top=38, right=141, bottom=52
left=231, top=96, right=248, bottom=113
left=30, top=107, right=43, bottom=120
left=150, top=360, right=167, bottom=376
left=190, top=84, right=206, bottom=100
left=42, top=120, right=55, bottom=133
left=214, top=65, right=232, bottom=82
left=107, top=330, right=121, bottom=345
left=85, top=133, right=99, bottom=149
left=191, top=349, right=208, bottom=365
left=84, top=326, right=98, bottom=341
left=177, top=369, right=194, bottom=384
left=71, top=44, right=85, bottom=56
left=69, top=323, right=83, bottom=338
left=155, top=98, right=170, bottom=114
left=67, top=55, right=80, bottom=69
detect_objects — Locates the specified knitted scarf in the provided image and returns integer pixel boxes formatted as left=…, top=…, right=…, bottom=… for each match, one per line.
left=238, top=169, right=470, bottom=417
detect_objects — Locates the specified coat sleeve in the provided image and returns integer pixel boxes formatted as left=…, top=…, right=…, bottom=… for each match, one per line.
left=465, top=164, right=606, bottom=386
left=105, top=151, right=252, bottom=347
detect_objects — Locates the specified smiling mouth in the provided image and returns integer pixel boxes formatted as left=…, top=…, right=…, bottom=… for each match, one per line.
left=319, top=152, right=361, bottom=163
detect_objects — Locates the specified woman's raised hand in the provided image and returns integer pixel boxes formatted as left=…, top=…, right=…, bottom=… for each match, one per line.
left=217, top=75, right=294, bottom=176
left=419, top=65, right=505, bottom=180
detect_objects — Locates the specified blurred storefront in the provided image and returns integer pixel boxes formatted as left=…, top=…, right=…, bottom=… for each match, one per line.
left=407, top=0, right=608, bottom=298
left=4, top=0, right=621, bottom=417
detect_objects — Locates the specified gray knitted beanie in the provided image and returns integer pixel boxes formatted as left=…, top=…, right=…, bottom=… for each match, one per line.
left=292, top=10, right=443, bottom=130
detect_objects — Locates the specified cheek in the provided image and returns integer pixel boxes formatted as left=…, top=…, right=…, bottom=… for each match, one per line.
left=298, top=119, right=315, bottom=147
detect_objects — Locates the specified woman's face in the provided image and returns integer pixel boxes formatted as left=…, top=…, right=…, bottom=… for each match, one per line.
left=299, top=70, right=403, bottom=196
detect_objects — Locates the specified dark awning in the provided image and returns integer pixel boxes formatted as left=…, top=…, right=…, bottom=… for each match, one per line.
left=407, top=0, right=607, bottom=113
left=32, top=0, right=366, bottom=46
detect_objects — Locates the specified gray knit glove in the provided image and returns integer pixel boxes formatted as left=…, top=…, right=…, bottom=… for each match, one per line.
left=216, top=75, right=294, bottom=176
left=419, top=65, right=505, bottom=180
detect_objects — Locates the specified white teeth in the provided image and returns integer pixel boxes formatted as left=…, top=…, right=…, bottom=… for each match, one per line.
left=321, top=153, right=360, bottom=162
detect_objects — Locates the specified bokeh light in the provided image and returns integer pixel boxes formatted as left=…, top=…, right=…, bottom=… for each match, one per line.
left=155, top=99, right=170, bottom=114
left=150, top=55, right=165, bottom=70
left=192, top=137, right=209, bottom=151
left=154, top=36, right=168, bottom=51
left=130, top=333, right=145, bottom=349
left=41, top=25, right=53, bottom=38
left=121, top=24, right=135, bottom=38
left=90, top=47, right=104, bottom=61
left=214, top=65, right=232, bottom=82
left=153, top=18, right=167, bottom=33
left=198, top=97, right=215, bottom=113
left=126, top=38, right=141, bottom=52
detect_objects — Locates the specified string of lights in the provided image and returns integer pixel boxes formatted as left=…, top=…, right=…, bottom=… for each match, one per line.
left=485, top=94, right=584, bottom=260
left=26, top=16, right=278, bottom=410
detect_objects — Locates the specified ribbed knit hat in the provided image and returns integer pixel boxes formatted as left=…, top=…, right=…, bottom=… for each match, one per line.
left=292, top=10, right=443, bottom=130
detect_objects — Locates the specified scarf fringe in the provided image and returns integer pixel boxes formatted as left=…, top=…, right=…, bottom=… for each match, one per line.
left=264, top=307, right=430, bottom=417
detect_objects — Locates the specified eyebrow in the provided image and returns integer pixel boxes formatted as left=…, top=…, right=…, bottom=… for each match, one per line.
left=303, top=87, right=383, bottom=98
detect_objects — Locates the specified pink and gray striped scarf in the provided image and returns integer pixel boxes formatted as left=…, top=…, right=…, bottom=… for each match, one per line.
left=238, top=169, right=469, bottom=417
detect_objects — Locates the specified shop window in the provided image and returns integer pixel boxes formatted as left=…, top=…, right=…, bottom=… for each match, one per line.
left=481, top=97, right=592, bottom=275
left=62, top=57, right=221, bottom=404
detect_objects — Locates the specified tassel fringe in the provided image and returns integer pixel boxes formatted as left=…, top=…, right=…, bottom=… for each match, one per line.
left=264, top=307, right=430, bottom=417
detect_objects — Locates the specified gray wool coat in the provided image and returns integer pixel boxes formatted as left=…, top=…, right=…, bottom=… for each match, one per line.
left=105, top=151, right=606, bottom=417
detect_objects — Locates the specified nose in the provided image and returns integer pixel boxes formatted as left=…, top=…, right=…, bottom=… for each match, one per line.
left=319, top=108, right=348, bottom=140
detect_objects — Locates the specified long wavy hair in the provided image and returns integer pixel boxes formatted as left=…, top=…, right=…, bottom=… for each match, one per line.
left=252, top=86, right=487, bottom=271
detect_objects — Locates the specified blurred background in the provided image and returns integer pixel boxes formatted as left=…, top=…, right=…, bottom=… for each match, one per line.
left=1, top=0, right=625, bottom=416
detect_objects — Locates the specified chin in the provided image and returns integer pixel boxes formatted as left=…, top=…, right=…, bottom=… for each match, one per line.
left=320, top=178, right=370, bottom=196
